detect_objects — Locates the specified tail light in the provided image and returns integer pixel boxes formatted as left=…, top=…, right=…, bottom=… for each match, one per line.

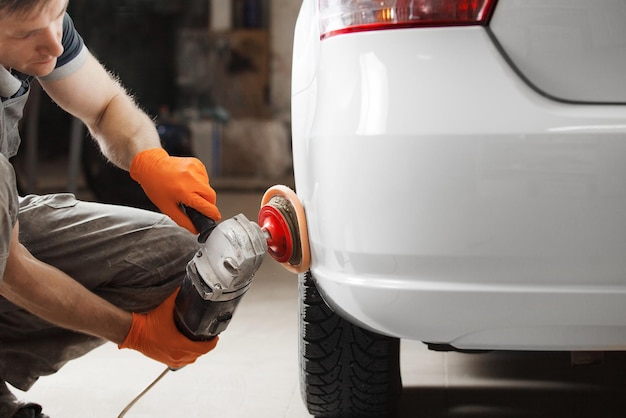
left=319, top=0, right=497, bottom=39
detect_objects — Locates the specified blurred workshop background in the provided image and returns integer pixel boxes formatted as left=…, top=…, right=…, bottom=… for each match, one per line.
left=11, top=0, right=297, bottom=203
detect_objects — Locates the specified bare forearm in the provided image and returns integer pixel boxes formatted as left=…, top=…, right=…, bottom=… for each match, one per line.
left=0, top=226, right=131, bottom=344
left=40, top=54, right=162, bottom=171
left=88, top=92, right=161, bottom=170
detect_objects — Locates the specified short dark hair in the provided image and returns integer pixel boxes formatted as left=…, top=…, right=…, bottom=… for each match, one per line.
left=0, top=0, right=47, bottom=17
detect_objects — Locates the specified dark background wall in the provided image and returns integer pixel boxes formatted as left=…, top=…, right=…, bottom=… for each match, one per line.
left=68, top=0, right=210, bottom=115
left=33, top=0, right=269, bottom=160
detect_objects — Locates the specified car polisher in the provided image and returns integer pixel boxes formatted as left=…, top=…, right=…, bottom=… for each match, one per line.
left=173, top=185, right=310, bottom=341
left=120, top=187, right=310, bottom=417
left=173, top=208, right=267, bottom=341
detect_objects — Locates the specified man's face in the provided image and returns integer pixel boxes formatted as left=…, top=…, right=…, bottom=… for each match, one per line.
left=0, top=0, right=69, bottom=77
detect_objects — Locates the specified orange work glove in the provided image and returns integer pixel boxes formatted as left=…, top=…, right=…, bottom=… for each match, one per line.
left=130, top=148, right=221, bottom=234
left=118, top=289, right=218, bottom=369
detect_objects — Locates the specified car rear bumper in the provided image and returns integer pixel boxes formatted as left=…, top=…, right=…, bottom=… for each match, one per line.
left=291, top=25, right=626, bottom=350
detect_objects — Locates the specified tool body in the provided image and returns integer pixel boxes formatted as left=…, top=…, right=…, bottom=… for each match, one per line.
left=173, top=185, right=310, bottom=341
left=174, top=209, right=267, bottom=341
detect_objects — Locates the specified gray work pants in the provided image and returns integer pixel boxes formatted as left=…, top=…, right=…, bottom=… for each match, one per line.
left=0, top=192, right=199, bottom=391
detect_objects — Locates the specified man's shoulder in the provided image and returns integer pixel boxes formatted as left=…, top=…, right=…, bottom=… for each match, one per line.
left=38, top=14, right=87, bottom=82
left=56, top=14, right=86, bottom=70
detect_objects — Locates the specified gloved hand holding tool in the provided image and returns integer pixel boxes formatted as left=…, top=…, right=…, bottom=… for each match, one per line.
left=117, top=287, right=218, bottom=418
left=130, top=148, right=222, bottom=233
left=118, top=289, right=218, bottom=369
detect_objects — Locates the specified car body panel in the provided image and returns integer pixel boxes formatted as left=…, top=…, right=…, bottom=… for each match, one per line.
left=291, top=0, right=626, bottom=350
left=490, top=0, right=626, bottom=103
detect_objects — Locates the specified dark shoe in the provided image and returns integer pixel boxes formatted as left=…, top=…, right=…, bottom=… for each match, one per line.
left=10, top=402, right=49, bottom=418
left=0, top=381, right=49, bottom=418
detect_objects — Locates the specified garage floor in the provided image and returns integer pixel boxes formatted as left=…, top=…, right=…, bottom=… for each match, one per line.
left=10, top=190, right=626, bottom=418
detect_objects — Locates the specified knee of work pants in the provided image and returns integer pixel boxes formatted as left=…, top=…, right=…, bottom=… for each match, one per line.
left=0, top=155, right=18, bottom=283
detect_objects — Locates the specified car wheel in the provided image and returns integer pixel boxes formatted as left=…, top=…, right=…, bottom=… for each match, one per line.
left=299, top=271, right=402, bottom=417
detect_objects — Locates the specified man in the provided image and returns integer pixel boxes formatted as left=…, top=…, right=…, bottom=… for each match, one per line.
left=0, top=1, right=223, bottom=416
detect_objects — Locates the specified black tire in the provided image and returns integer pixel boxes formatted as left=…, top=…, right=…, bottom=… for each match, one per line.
left=299, top=271, right=402, bottom=418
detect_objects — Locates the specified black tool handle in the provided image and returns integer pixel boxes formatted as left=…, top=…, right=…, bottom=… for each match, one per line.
left=180, top=204, right=217, bottom=243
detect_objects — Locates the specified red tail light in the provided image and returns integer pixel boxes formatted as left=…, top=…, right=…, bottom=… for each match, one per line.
left=319, top=0, right=497, bottom=39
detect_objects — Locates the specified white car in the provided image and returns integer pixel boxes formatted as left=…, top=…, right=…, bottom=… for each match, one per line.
left=290, top=0, right=626, bottom=416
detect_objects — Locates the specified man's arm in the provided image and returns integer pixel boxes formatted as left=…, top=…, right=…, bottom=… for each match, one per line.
left=0, top=222, right=218, bottom=368
left=39, top=51, right=221, bottom=230
left=0, top=222, right=131, bottom=344
left=39, top=52, right=160, bottom=170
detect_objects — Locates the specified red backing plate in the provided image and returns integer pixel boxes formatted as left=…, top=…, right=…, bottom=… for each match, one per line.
left=259, top=185, right=311, bottom=273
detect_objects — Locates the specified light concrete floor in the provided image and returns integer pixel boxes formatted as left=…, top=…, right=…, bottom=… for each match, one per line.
left=10, top=191, right=626, bottom=418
